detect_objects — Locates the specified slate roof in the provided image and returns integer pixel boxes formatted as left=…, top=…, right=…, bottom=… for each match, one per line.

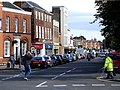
left=3, top=2, right=22, bottom=10
left=26, top=1, right=52, bottom=14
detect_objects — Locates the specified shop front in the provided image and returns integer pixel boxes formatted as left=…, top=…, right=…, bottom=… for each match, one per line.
left=54, top=45, right=59, bottom=54
left=45, top=44, right=53, bottom=55
left=31, top=43, right=44, bottom=56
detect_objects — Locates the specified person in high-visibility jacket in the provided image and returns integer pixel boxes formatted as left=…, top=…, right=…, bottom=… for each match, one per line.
left=104, top=55, right=114, bottom=79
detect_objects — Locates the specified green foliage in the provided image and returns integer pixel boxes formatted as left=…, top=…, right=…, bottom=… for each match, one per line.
left=94, top=1, right=120, bottom=51
left=73, top=36, right=86, bottom=40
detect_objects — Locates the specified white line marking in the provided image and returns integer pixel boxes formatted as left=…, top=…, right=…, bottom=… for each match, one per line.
left=72, top=68, right=76, bottom=70
left=92, top=84, right=105, bottom=86
left=35, top=81, right=47, bottom=87
left=39, top=85, right=48, bottom=87
left=51, top=76, right=58, bottom=80
left=2, top=74, right=20, bottom=81
left=111, top=84, right=120, bottom=86
left=67, top=70, right=71, bottom=72
left=72, top=84, right=86, bottom=87
left=59, top=72, right=66, bottom=76
left=53, top=85, right=67, bottom=87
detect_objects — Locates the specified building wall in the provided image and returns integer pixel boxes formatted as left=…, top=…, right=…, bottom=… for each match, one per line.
left=0, top=1, right=3, bottom=64
left=53, top=20, right=59, bottom=54
left=2, top=8, right=31, bottom=62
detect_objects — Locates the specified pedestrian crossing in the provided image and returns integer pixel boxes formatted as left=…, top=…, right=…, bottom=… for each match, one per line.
left=35, top=83, right=120, bottom=88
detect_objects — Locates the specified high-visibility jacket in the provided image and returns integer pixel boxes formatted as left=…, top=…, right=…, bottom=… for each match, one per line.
left=104, top=56, right=113, bottom=71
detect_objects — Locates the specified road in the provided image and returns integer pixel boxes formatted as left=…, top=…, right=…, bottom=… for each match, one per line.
left=0, top=58, right=120, bottom=90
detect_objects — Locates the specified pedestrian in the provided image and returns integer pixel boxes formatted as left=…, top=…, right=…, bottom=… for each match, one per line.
left=23, top=50, right=33, bottom=80
left=9, top=55, right=15, bottom=69
left=103, top=54, right=114, bottom=79
left=87, top=53, right=91, bottom=61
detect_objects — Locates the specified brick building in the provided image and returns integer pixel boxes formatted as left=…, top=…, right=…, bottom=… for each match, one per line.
left=73, top=38, right=102, bottom=50
left=14, top=1, right=53, bottom=56
left=1, top=2, right=31, bottom=64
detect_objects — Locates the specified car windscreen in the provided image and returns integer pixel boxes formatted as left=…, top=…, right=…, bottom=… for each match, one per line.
left=44, top=57, right=49, bottom=60
left=32, top=57, right=42, bottom=60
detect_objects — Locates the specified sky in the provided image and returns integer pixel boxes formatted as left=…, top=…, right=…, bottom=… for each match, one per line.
left=7, top=0, right=105, bottom=41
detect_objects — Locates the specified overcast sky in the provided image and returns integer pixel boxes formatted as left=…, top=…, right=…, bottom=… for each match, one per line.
left=7, top=0, right=104, bottom=41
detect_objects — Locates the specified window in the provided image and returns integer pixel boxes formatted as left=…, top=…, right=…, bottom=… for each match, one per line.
left=41, top=13, right=44, bottom=21
left=36, top=25, right=38, bottom=38
left=45, top=14, right=46, bottom=21
left=23, top=19, right=26, bottom=33
left=36, top=11, right=37, bottom=19
left=39, top=26, right=41, bottom=39
left=39, top=12, right=40, bottom=20
left=49, top=16, right=52, bottom=22
left=6, top=17, right=10, bottom=32
left=42, top=27, right=44, bottom=39
left=47, top=28, right=50, bottom=39
left=45, top=27, right=47, bottom=39
left=50, top=28, right=52, bottom=40
left=4, top=39, right=10, bottom=57
left=22, top=42, right=27, bottom=56
left=15, top=18, right=18, bottom=33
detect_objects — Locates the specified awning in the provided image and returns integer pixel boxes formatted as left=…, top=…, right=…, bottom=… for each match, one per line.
left=31, top=44, right=43, bottom=49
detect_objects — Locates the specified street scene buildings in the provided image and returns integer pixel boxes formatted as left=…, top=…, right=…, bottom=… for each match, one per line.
left=0, top=1, right=102, bottom=65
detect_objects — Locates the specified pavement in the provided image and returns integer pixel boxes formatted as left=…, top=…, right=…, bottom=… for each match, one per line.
left=0, top=64, right=24, bottom=70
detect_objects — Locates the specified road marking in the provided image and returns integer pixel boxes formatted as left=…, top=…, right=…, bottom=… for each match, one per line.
left=67, top=70, right=71, bottom=72
left=92, top=84, right=105, bottom=86
left=38, top=85, right=48, bottom=87
left=53, top=85, right=67, bottom=87
left=72, top=84, right=86, bottom=87
left=51, top=76, right=58, bottom=80
left=2, top=74, right=20, bottom=81
left=35, top=81, right=47, bottom=87
left=111, top=84, right=120, bottom=86
left=59, top=72, right=66, bottom=76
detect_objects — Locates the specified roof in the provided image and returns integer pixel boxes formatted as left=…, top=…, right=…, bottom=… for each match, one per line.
left=3, top=2, right=22, bottom=10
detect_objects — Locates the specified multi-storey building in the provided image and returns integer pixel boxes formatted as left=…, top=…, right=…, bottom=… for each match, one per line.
left=1, top=2, right=31, bottom=64
left=52, top=6, right=68, bottom=54
left=53, top=20, right=59, bottom=54
left=14, top=1, right=53, bottom=56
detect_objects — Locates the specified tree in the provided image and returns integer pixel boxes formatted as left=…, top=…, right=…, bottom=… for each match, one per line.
left=94, top=0, right=120, bottom=51
left=73, top=36, right=86, bottom=41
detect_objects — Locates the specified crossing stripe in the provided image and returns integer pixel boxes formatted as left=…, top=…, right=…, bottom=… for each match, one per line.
left=111, top=84, right=120, bottom=86
left=72, top=84, right=86, bottom=86
left=92, top=84, right=105, bottom=86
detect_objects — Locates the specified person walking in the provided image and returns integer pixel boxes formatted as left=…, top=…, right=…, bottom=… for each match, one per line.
left=104, top=55, right=114, bottom=79
left=9, top=55, right=15, bottom=69
left=23, top=50, right=33, bottom=80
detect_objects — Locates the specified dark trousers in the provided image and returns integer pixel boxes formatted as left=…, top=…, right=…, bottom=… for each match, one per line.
left=106, top=71, right=113, bottom=79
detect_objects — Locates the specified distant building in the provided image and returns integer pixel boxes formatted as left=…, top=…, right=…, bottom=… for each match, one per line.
left=73, top=38, right=102, bottom=50
left=52, top=6, right=68, bottom=54
left=53, top=20, right=59, bottom=54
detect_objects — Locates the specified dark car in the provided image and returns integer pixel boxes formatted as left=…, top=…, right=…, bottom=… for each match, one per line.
left=30, top=56, right=48, bottom=68
left=55, top=55, right=63, bottom=65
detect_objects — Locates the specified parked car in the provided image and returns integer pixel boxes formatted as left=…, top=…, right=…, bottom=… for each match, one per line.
left=108, top=52, right=120, bottom=73
left=66, top=54, right=74, bottom=62
left=55, top=55, right=63, bottom=65
left=30, top=56, right=48, bottom=69
left=43, top=55, right=56, bottom=67
left=50, top=55, right=59, bottom=66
